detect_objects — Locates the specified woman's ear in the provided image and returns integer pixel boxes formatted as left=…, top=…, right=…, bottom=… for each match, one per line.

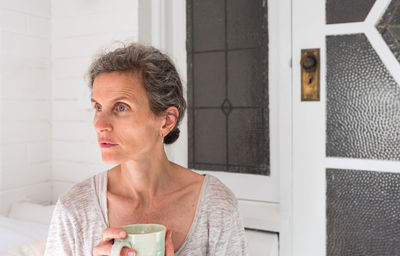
left=160, top=107, right=179, bottom=137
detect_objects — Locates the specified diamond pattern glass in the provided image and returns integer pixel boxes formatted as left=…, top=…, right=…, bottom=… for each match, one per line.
left=187, top=0, right=269, bottom=175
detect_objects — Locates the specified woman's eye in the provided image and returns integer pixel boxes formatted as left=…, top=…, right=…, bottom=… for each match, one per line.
left=116, top=104, right=128, bottom=112
left=95, top=104, right=102, bottom=111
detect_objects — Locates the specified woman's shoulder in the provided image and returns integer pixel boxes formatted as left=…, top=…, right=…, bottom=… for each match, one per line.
left=57, top=174, right=98, bottom=211
left=202, top=175, right=238, bottom=214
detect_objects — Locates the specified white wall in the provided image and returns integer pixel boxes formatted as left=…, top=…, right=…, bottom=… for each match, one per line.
left=50, top=0, right=139, bottom=201
left=0, top=0, right=141, bottom=213
left=0, top=0, right=52, bottom=214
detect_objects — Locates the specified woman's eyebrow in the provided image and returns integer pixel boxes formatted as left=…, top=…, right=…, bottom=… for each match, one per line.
left=90, top=96, right=133, bottom=104
left=112, top=96, right=134, bottom=102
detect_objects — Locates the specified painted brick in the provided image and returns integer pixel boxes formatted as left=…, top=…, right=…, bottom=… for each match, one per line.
left=1, top=143, right=28, bottom=168
left=52, top=12, right=138, bottom=39
left=2, top=100, right=50, bottom=121
left=1, top=55, right=50, bottom=76
left=27, top=142, right=51, bottom=163
left=1, top=55, right=51, bottom=100
left=52, top=121, right=96, bottom=142
left=2, top=163, right=51, bottom=190
left=52, top=78, right=85, bottom=100
left=0, top=9, right=26, bottom=33
left=2, top=31, right=50, bottom=58
left=52, top=141, right=101, bottom=163
left=2, top=76, right=51, bottom=100
left=2, top=121, right=50, bottom=143
left=52, top=161, right=112, bottom=183
left=52, top=57, right=90, bottom=79
left=52, top=33, right=138, bottom=59
left=51, top=0, right=137, bottom=18
left=0, top=182, right=52, bottom=215
left=52, top=100, right=93, bottom=121
left=27, top=15, right=50, bottom=37
left=51, top=180, right=74, bottom=203
left=1, top=0, right=50, bottom=18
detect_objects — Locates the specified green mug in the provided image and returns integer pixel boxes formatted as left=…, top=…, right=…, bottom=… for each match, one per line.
left=111, top=224, right=166, bottom=256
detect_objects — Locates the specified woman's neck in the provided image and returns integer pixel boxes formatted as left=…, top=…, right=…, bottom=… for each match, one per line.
left=114, top=149, right=174, bottom=207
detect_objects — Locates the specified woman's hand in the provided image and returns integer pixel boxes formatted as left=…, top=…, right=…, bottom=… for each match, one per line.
left=165, top=230, right=175, bottom=256
left=93, top=228, right=136, bottom=256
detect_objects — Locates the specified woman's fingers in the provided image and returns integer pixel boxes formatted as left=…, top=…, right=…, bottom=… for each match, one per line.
left=93, top=243, right=113, bottom=255
left=165, top=230, right=175, bottom=256
left=121, top=248, right=137, bottom=256
left=93, top=244, right=136, bottom=256
left=101, top=227, right=127, bottom=243
left=93, top=228, right=131, bottom=256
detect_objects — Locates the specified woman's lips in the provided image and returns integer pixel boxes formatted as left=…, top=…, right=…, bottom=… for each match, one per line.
left=100, top=143, right=118, bottom=148
left=98, top=141, right=118, bottom=148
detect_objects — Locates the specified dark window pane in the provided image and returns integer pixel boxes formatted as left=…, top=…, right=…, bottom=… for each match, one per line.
left=188, top=0, right=269, bottom=175
left=194, top=52, right=226, bottom=107
left=227, top=0, right=267, bottom=49
left=194, top=109, right=226, bottom=165
left=326, top=34, right=400, bottom=160
left=327, top=168, right=400, bottom=256
left=192, top=0, right=225, bottom=52
left=228, top=49, right=266, bottom=107
left=326, top=0, right=376, bottom=24
left=228, top=108, right=268, bottom=175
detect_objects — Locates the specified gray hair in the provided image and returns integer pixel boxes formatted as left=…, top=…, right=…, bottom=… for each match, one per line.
left=87, top=42, right=186, bottom=144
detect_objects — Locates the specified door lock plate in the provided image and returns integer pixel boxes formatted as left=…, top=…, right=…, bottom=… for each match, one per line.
left=301, top=49, right=320, bottom=101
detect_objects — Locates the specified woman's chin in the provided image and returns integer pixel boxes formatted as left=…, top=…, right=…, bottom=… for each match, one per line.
left=101, top=154, right=121, bottom=164
left=103, top=159, right=119, bottom=165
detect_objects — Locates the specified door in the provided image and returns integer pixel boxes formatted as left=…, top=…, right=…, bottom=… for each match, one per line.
left=293, top=0, right=400, bottom=255
left=148, top=0, right=289, bottom=233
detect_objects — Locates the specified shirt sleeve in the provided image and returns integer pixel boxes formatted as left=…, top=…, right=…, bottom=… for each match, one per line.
left=211, top=209, right=249, bottom=256
left=44, top=198, right=80, bottom=255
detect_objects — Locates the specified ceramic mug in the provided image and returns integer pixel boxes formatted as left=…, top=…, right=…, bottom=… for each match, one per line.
left=110, top=224, right=166, bottom=256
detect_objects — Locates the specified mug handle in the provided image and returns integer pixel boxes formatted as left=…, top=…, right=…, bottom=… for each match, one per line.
left=110, top=240, right=132, bottom=256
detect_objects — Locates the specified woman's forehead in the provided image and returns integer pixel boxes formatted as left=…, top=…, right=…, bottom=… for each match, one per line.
left=92, top=72, right=145, bottom=102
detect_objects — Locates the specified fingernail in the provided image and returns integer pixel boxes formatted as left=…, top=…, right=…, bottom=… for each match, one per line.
left=128, top=251, right=135, bottom=256
left=169, top=231, right=173, bottom=239
left=119, top=231, right=126, bottom=238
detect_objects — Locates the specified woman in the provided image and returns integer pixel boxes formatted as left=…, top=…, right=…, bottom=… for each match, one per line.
left=45, top=43, right=248, bottom=256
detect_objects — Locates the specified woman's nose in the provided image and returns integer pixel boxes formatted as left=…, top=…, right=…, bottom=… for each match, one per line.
left=94, top=114, right=112, bottom=133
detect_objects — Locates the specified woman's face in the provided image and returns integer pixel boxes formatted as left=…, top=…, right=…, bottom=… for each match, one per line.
left=91, top=71, right=163, bottom=164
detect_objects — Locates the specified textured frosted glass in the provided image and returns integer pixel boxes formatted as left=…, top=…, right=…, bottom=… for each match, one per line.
left=326, top=0, right=376, bottom=24
left=327, top=168, right=400, bottom=256
left=326, top=34, right=400, bottom=160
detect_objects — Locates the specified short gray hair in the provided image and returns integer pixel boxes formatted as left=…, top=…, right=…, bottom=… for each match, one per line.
left=88, top=42, right=186, bottom=144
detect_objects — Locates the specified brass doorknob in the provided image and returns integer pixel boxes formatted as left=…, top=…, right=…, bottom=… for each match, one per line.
left=301, top=54, right=317, bottom=72
left=301, top=49, right=320, bottom=101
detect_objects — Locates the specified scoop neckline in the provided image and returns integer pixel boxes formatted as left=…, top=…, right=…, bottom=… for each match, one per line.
left=94, top=170, right=209, bottom=254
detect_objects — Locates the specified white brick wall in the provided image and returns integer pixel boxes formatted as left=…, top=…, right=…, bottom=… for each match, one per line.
left=0, top=0, right=139, bottom=213
left=50, top=0, right=139, bottom=201
left=0, top=1, right=52, bottom=214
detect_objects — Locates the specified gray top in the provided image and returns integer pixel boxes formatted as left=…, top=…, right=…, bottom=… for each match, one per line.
left=44, top=171, right=248, bottom=256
